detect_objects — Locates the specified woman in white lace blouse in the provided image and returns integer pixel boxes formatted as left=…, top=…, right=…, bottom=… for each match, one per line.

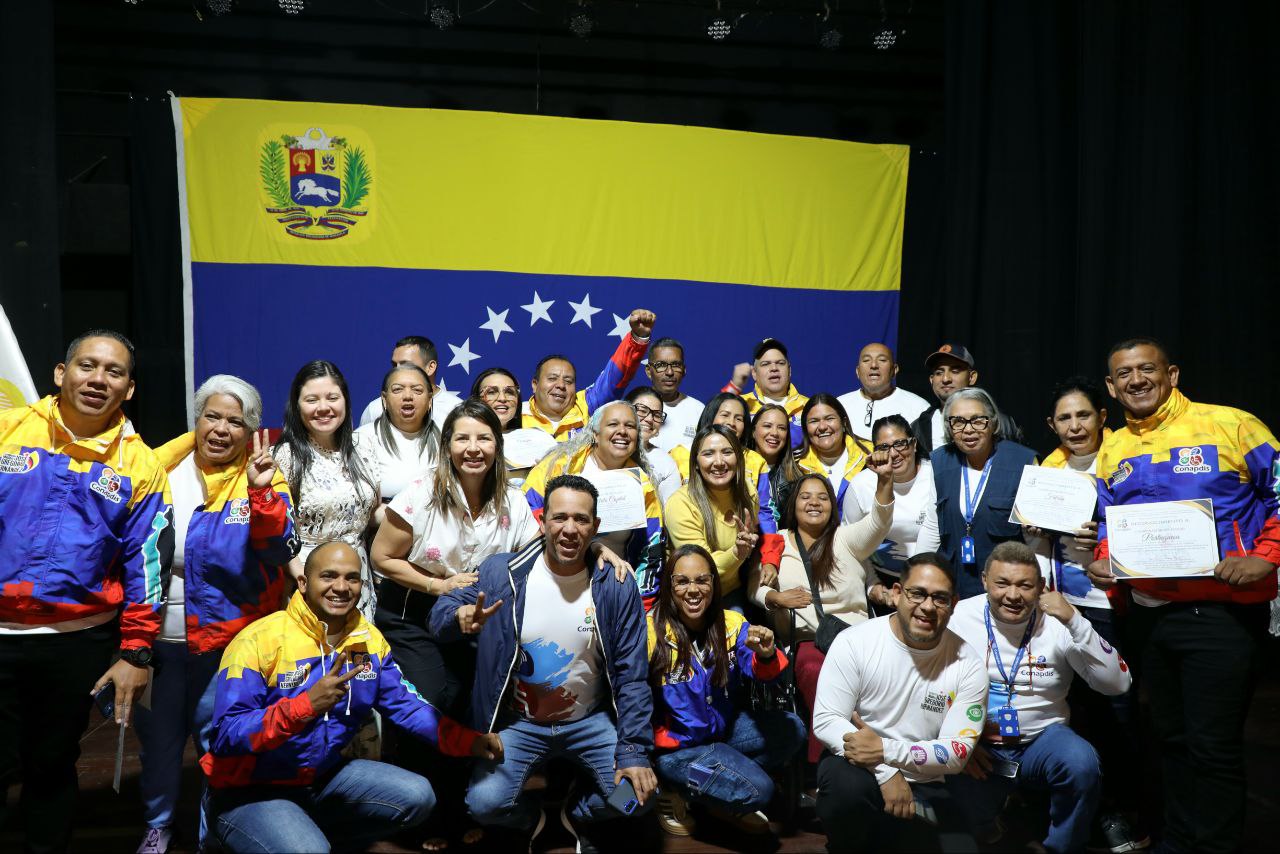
left=274, top=360, right=380, bottom=618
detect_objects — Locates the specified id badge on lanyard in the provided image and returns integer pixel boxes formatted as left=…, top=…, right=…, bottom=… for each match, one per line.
left=961, top=459, right=993, bottom=565
left=985, top=604, right=1035, bottom=738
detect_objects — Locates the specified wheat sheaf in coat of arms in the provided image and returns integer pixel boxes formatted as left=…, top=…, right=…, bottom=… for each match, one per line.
left=259, top=127, right=371, bottom=239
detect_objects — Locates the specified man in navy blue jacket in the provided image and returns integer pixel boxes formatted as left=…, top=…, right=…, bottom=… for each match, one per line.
left=430, top=474, right=655, bottom=848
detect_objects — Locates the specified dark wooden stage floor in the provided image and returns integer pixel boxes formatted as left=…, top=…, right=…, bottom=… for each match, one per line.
left=4, top=652, right=1278, bottom=853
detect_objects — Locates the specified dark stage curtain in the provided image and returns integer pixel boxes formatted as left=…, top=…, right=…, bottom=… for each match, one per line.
left=926, top=0, right=1280, bottom=453
left=128, top=94, right=187, bottom=444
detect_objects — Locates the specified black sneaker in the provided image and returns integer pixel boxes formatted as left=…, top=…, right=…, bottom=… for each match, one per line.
left=1088, top=814, right=1151, bottom=853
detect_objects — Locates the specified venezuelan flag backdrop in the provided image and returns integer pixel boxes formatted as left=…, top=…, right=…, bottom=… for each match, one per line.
left=174, top=97, right=908, bottom=422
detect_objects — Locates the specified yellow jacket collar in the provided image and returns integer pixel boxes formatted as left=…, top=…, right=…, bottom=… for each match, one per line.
left=526, top=393, right=588, bottom=430
left=1125, top=388, right=1189, bottom=436
left=799, top=434, right=865, bottom=477
left=1041, top=428, right=1113, bottom=469
left=749, top=384, right=804, bottom=414
left=285, top=590, right=365, bottom=646
left=155, top=431, right=251, bottom=500
left=38, top=394, right=130, bottom=455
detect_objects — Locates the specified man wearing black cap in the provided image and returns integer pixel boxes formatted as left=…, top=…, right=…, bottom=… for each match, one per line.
left=725, top=338, right=808, bottom=444
left=911, top=344, right=1022, bottom=454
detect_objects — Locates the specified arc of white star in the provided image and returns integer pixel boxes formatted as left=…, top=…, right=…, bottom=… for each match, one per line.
left=607, top=313, right=631, bottom=339
left=479, top=306, right=514, bottom=343
left=567, top=293, right=603, bottom=328
left=447, top=338, right=481, bottom=374
left=521, top=291, right=556, bottom=326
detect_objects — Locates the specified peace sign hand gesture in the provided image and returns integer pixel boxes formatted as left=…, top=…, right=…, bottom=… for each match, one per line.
left=457, top=591, right=505, bottom=635
left=733, top=512, right=759, bottom=560
left=306, top=653, right=363, bottom=716
left=247, top=429, right=277, bottom=490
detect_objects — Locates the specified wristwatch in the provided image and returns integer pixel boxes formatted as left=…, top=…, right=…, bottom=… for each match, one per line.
left=120, top=647, right=153, bottom=667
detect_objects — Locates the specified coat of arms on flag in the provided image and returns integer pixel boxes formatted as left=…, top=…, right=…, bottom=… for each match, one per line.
left=258, top=126, right=372, bottom=239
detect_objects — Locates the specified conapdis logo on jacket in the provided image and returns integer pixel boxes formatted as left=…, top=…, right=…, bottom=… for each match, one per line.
left=223, top=497, right=252, bottom=524
left=1172, top=446, right=1213, bottom=475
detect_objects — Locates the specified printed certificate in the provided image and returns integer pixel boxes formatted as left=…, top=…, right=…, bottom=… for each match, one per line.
left=581, top=467, right=646, bottom=533
left=503, top=428, right=557, bottom=469
left=1009, top=465, right=1098, bottom=533
left=1106, top=499, right=1220, bottom=579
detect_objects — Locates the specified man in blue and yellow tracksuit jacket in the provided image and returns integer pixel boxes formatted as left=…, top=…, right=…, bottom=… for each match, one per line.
left=521, top=309, right=652, bottom=440
left=0, top=330, right=174, bottom=852
left=154, top=432, right=296, bottom=654
left=201, top=542, right=493, bottom=851
left=1091, top=340, right=1279, bottom=853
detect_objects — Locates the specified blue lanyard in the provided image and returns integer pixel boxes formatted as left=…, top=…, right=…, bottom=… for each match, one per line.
left=984, top=603, right=1036, bottom=698
left=962, top=458, right=994, bottom=531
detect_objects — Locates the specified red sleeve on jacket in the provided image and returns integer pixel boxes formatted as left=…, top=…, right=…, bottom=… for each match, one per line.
left=437, top=717, right=480, bottom=758
left=759, top=532, right=783, bottom=567
left=247, top=693, right=316, bottom=752
left=753, top=648, right=788, bottom=681
left=1248, top=516, right=1280, bottom=565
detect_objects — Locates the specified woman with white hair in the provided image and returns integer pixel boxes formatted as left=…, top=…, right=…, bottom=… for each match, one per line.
left=136, top=375, right=297, bottom=854
left=915, top=386, right=1037, bottom=598
left=521, top=399, right=666, bottom=607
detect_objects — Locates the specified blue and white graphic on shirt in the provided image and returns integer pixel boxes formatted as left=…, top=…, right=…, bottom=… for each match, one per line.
left=511, top=557, right=603, bottom=723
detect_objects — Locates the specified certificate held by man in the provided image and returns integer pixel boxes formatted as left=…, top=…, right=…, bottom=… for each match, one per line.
left=1010, top=465, right=1098, bottom=533
left=581, top=467, right=647, bottom=533
left=1105, top=499, right=1221, bottom=579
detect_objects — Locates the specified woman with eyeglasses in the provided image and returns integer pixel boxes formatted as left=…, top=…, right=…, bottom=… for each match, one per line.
left=470, top=367, right=522, bottom=432
left=625, top=386, right=682, bottom=505
left=796, top=393, right=868, bottom=519
left=842, top=415, right=936, bottom=613
left=915, top=387, right=1037, bottom=598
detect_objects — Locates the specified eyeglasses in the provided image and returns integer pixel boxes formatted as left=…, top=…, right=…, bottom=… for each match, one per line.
left=864, top=401, right=874, bottom=428
left=946, top=415, right=991, bottom=433
left=672, top=576, right=713, bottom=591
left=873, top=438, right=915, bottom=453
left=633, top=403, right=667, bottom=424
left=479, top=385, right=519, bottom=401
left=648, top=360, right=684, bottom=374
left=901, top=587, right=954, bottom=610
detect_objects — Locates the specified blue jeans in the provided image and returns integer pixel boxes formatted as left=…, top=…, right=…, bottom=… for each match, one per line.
left=946, top=723, right=1102, bottom=854
left=134, top=641, right=221, bottom=832
left=653, top=708, right=805, bottom=813
left=467, top=709, right=651, bottom=831
left=211, top=759, right=435, bottom=853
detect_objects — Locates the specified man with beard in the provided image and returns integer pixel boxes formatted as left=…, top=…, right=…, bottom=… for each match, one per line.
left=837, top=343, right=930, bottom=445
left=812, top=552, right=987, bottom=853
left=432, top=474, right=655, bottom=852
left=947, top=542, right=1131, bottom=853
left=911, top=344, right=1023, bottom=454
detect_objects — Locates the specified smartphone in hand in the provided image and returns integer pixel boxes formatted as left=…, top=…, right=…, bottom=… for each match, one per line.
left=606, top=777, right=640, bottom=816
left=93, top=683, right=116, bottom=720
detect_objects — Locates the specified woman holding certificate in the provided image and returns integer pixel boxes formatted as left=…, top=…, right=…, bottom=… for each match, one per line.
left=1025, top=377, right=1149, bottom=853
left=520, top=400, right=666, bottom=606
left=916, top=387, right=1037, bottom=598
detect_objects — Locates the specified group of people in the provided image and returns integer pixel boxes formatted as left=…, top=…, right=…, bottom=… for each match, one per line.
left=0, top=318, right=1274, bottom=854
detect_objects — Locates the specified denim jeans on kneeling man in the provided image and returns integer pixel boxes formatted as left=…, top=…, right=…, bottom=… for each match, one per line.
left=467, top=708, right=652, bottom=831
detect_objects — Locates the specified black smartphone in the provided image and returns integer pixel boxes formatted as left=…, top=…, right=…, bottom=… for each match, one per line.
left=93, top=683, right=116, bottom=720
left=606, top=777, right=640, bottom=816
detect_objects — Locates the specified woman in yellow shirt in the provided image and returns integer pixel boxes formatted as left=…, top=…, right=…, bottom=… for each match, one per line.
left=665, top=425, right=760, bottom=612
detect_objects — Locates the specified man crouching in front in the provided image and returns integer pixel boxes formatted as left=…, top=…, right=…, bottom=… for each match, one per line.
left=431, top=474, right=657, bottom=853
left=200, top=542, right=501, bottom=853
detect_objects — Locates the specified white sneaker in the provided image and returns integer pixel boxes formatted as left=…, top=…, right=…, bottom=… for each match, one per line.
left=137, top=827, right=173, bottom=854
left=708, top=805, right=771, bottom=835
left=656, top=791, right=697, bottom=836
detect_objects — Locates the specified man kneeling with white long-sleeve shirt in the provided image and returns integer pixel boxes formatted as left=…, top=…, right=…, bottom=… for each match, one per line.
left=813, top=552, right=988, bottom=853
left=946, top=541, right=1132, bottom=854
